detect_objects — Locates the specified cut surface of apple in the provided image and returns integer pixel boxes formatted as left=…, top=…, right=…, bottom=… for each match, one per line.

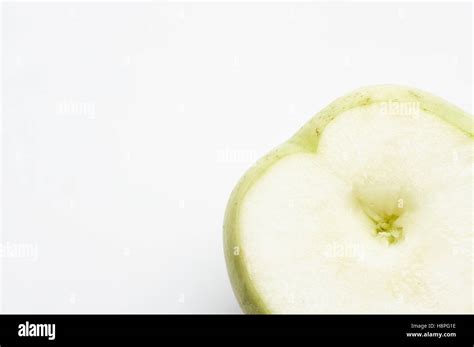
left=224, top=85, right=473, bottom=313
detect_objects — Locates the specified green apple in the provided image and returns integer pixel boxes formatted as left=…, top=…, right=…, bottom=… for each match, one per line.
left=224, top=85, right=473, bottom=313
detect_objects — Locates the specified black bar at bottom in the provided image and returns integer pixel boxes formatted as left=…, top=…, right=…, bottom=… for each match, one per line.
left=0, top=314, right=471, bottom=345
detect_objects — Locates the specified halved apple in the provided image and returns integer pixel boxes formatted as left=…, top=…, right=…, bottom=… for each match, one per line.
left=224, top=85, right=473, bottom=313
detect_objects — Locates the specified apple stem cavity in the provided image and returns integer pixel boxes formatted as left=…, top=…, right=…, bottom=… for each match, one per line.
left=352, top=174, right=408, bottom=245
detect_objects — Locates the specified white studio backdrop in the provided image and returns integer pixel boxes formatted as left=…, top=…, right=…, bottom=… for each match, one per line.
left=1, top=2, right=472, bottom=313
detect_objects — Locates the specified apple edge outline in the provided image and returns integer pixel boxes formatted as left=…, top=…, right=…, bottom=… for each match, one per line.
left=223, top=84, right=473, bottom=314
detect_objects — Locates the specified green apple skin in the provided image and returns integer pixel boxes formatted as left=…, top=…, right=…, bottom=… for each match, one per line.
left=223, top=85, right=473, bottom=314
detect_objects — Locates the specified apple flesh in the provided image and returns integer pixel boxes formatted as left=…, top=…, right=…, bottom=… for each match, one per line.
left=224, top=85, right=473, bottom=313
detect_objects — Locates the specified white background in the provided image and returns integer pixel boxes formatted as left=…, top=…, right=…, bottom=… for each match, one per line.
left=1, top=2, right=472, bottom=313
